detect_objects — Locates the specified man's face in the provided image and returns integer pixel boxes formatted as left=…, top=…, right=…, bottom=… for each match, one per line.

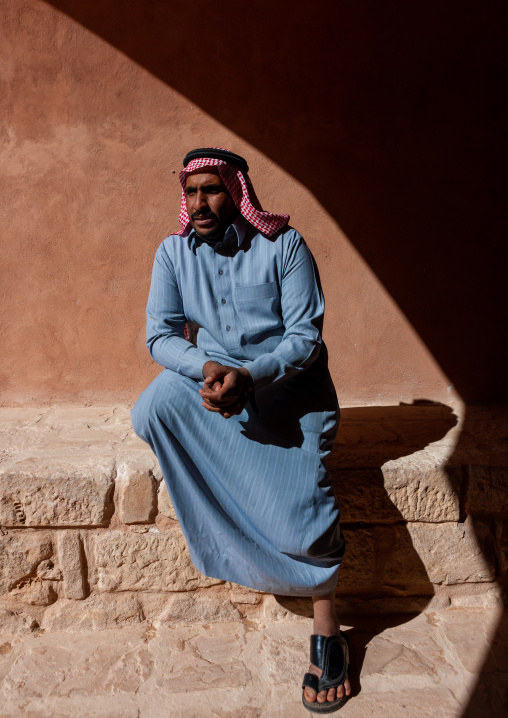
left=184, top=170, right=238, bottom=240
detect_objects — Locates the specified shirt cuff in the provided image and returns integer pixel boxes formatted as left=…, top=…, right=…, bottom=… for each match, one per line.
left=245, top=355, right=281, bottom=392
left=177, top=344, right=210, bottom=381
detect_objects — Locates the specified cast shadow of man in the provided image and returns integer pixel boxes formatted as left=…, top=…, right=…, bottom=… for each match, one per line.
left=273, top=400, right=458, bottom=697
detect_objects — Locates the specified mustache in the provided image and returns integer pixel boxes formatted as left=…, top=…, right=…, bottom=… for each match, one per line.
left=191, top=210, right=218, bottom=221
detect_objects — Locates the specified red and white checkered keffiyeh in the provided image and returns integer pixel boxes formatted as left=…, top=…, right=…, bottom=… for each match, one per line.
left=176, top=151, right=289, bottom=237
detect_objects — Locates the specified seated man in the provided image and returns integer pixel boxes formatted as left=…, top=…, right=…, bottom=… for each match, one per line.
left=131, top=147, right=350, bottom=712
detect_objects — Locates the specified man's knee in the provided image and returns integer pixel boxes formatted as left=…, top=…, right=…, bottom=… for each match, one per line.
left=131, top=370, right=196, bottom=441
left=131, top=396, right=151, bottom=442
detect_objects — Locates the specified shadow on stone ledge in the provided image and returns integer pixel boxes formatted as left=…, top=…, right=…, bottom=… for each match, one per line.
left=276, top=401, right=458, bottom=692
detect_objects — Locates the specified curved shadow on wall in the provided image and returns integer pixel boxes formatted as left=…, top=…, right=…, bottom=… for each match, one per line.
left=46, top=0, right=507, bottom=406
left=44, top=1, right=508, bottom=713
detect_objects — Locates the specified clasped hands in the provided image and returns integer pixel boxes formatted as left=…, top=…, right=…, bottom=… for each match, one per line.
left=200, top=361, right=254, bottom=419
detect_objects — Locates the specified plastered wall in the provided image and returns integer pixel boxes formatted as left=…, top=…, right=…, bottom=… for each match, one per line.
left=1, top=1, right=505, bottom=407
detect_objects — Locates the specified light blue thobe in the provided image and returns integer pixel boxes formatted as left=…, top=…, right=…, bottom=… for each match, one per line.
left=131, top=216, right=344, bottom=596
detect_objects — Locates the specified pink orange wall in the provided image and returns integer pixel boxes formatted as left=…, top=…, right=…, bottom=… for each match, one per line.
left=1, top=1, right=504, bottom=406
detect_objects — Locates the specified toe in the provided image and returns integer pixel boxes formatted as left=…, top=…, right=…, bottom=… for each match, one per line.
left=336, top=682, right=345, bottom=698
left=317, top=689, right=328, bottom=703
left=344, top=676, right=351, bottom=696
left=327, top=687, right=336, bottom=702
left=304, top=686, right=317, bottom=703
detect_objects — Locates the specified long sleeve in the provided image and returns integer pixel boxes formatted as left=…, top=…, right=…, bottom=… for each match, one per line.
left=246, top=235, right=324, bottom=391
left=146, top=243, right=210, bottom=380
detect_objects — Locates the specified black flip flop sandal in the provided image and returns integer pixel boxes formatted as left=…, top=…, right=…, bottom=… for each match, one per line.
left=301, top=631, right=350, bottom=714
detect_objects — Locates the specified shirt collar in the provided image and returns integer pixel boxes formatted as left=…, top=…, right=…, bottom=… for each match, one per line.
left=185, top=214, right=249, bottom=247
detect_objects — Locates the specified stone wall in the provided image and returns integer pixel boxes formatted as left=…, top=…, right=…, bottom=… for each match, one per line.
left=1, top=405, right=506, bottom=633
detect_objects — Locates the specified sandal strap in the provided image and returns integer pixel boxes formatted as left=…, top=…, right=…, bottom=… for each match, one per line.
left=308, top=632, right=349, bottom=692
left=302, top=672, right=319, bottom=691
left=309, top=634, right=328, bottom=668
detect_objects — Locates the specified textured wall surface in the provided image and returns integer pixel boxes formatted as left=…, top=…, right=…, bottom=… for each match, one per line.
left=1, top=0, right=487, bottom=406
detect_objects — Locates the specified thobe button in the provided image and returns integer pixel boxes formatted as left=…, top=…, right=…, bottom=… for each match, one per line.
left=218, top=269, right=224, bottom=275
left=221, top=298, right=226, bottom=304
left=217, top=242, right=223, bottom=248
left=226, top=325, right=231, bottom=331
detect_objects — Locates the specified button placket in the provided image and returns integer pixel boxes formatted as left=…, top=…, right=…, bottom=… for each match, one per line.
left=215, top=251, right=238, bottom=349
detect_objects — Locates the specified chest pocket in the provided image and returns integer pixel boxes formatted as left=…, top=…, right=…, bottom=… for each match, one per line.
left=234, top=281, right=282, bottom=333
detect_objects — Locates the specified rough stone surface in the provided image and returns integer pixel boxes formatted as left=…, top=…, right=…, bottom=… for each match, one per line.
left=329, top=403, right=461, bottom=469
left=494, top=517, right=508, bottom=576
left=57, top=531, right=86, bottom=600
left=0, top=531, right=53, bottom=593
left=157, top=482, right=177, bottom=521
left=117, top=459, right=157, bottom=524
left=94, top=529, right=223, bottom=592
left=153, top=592, right=242, bottom=626
left=0, top=457, right=115, bottom=527
left=407, top=518, right=496, bottom=585
left=0, top=406, right=154, bottom=464
left=0, top=405, right=505, bottom=629
left=9, top=579, right=58, bottom=607
left=336, top=524, right=434, bottom=596
left=466, top=465, right=508, bottom=515
left=41, top=593, right=146, bottom=632
left=336, top=461, right=461, bottom=524
left=0, top=608, right=505, bottom=717
left=0, top=608, right=39, bottom=634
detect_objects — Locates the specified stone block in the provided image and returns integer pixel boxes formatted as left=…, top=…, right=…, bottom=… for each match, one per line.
left=41, top=594, right=145, bottom=632
left=407, top=517, right=496, bottom=585
left=449, top=584, right=503, bottom=608
left=57, top=531, right=87, bottom=599
left=0, top=457, right=114, bottom=527
left=336, top=519, right=496, bottom=595
left=0, top=531, right=53, bottom=593
left=383, top=458, right=461, bottom=522
left=0, top=625, right=152, bottom=700
left=152, top=624, right=250, bottom=694
left=465, top=466, right=508, bottom=514
left=157, top=482, right=177, bottom=520
left=36, top=558, right=62, bottom=581
left=153, top=593, right=241, bottom=626
left=336, top=524, right=433, bottom=596
left=330, top=403, right=459, bottom=469
left=94, top=529, right=223, bottom=592
left=334, top=460, right=461, bottom=524
left=0, top=608, right=38, bottom=633
left=494, top=516, right=508, bottom=575
left=9, top=579, right=58, bottom=606
left=117, top=460, right=157, bottom=524
left=333, top=468, right=403, bottom=524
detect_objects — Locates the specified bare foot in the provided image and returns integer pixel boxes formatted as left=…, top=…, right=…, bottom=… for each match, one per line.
left=304, top=594, right=351, bottom=706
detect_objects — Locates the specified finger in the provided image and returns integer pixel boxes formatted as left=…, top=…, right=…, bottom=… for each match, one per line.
left=201, top=401, right=222, bottom=413
left=200, top=391, right=226, bottom=405
left=200, top=387, right=240, bottom=405
left=201, top=393, right=240, bottom=410
left=221, top=397, right=247, bottom=417
left=204, top=367, right=227, bottom=385
left=200, top=395, right=222, bottom=408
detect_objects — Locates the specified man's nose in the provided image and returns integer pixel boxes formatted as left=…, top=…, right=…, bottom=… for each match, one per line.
left=195, top=190, right=208, bottom=209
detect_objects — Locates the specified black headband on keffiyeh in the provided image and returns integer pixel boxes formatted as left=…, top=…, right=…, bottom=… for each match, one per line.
left=183, top=148, right=249, bottom=173
left=177, top=147, right=289, bottom=237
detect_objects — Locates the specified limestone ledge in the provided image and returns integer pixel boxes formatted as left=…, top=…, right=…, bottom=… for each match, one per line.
left=0, top=404, right=506, bottom=632
left=3, top=404, right=507, bottom=528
